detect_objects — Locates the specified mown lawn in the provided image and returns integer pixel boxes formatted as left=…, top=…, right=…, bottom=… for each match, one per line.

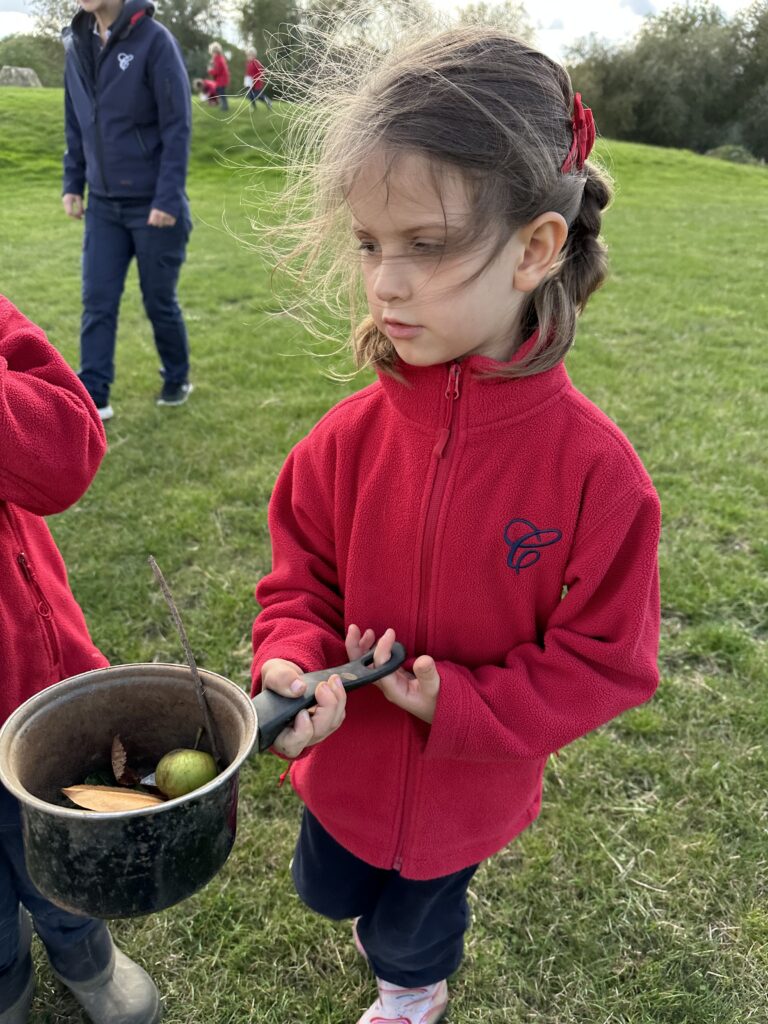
left=0, top=87, right=767, bottom=1023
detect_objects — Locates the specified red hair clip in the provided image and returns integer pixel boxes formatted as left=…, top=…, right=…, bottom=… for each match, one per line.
left=561, top=93, right=596, bottom=173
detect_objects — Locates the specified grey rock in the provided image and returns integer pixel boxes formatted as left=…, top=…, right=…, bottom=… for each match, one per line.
left=0, top=65, right=43, bottom=87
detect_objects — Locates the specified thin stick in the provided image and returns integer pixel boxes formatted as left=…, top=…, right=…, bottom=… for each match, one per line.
left=148, top=556, right=223, bottom=766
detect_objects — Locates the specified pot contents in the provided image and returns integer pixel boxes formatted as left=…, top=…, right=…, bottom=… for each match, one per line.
left=154, top=749, right=217, bottom=798
left=62, top=734, right=219, bottom=812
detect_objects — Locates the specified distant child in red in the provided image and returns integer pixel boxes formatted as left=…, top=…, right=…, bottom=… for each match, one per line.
left=207, top=41, right=230, bottom=111
left=251, top=25, right=661, bottom=1024
left=244, top=48, right=272, bottom=110
left=192, top=77, right=218, bottom=105
left=0, top=295, right=160, bottom=1023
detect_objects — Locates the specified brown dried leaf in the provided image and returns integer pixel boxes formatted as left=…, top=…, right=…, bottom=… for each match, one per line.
left=62, top=785, right=165, bottom=812
left=111, top=735, right=139, bottom=785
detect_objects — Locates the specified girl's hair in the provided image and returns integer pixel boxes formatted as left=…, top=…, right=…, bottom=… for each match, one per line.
left=209, top=42, right=222, bottom=55
left=260, top=11, right=613, bottom=378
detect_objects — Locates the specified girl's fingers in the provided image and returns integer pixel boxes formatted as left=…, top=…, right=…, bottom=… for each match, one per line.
left=274, top=709, right=312, bottom=757
left=372, top=627, right=397, bottom=668
left=346, top=624, right=376, bottom=659
left=310, top=677, right=346, bottom=736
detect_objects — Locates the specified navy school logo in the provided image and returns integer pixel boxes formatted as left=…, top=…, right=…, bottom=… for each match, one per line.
left=504, top=518, right=562, bottom=573
left=117, top=53, right=134, bottom=71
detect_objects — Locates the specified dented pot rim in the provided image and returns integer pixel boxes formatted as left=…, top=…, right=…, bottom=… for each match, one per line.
left=0, top=662, right=259, bottom=822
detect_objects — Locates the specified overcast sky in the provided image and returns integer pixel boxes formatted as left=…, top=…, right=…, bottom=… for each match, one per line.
left=0, top=0, right=750, bottom=59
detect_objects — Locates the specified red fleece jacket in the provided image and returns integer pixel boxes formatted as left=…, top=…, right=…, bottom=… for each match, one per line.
left=207, top=52, right=230, bottom=88
left=0, top=296, right=108, bottom=728
left=252, top=349, right=661, bottom=879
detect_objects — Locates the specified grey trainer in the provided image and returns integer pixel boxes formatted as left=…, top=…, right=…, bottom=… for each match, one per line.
left=54, top=939, right=161, bottom=1024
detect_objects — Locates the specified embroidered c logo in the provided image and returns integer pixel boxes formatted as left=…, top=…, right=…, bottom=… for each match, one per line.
left=504, top=518, right=562, bottom=574
left=117, top=53, right=134, bottom=72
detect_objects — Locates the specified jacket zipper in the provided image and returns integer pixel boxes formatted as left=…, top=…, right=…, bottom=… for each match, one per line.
left=17, top=551, right=62, bottom=669
left=69, top=24, right=112, bottom=196
left=393, top=362, right=462, bottom=871
left=415, top=362, right=461, bottom=651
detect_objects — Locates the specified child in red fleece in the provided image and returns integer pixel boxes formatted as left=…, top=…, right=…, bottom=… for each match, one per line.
left=244, top=48, right=272, bottom=110
left=251, top=24, right=661, bottom=1024
left=206, top=41, right=230, bottom=111
left=192, top=77, right=219, bottom=105
left=0, top=295, right=160, bottom=1024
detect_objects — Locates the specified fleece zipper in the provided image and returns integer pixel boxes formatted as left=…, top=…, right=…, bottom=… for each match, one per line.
left=393, top=362, right=462, bottom=871
left=415, top=362, right=461, bottom=652
left=17, top=550, right=62, bottom=670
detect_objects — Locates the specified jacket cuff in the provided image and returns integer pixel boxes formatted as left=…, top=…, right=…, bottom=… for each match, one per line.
left=150, top=194, right=182, bottom=219
left=422, top=662, right=472, bottom=761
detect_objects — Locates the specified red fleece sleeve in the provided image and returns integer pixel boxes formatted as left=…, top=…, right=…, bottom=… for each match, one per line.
left=0, top=296, right=106, bottom=515
left=424, top=486, right=661, bottom=762
left=251, top=439, right=348, bottom=693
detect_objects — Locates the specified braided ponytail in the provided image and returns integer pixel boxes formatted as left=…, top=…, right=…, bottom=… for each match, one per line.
left=516, top=162, right=613, bottom=377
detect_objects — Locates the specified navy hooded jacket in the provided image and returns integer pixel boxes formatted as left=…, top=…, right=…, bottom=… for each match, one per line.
left=62, top=0, right=191, bottom=218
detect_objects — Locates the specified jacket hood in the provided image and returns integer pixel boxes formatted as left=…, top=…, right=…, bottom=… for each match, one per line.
left=65, top=0, right=155, bottom=47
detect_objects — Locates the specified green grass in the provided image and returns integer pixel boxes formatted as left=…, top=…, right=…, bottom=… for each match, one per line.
left=1, top=87, right=767, bottom=1023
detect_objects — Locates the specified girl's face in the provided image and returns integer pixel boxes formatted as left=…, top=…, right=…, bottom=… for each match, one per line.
left=348, top=150, right=527, bottom=367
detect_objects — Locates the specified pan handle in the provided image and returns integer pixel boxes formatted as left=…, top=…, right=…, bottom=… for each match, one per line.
left=251, top=642, right=406, bottom=753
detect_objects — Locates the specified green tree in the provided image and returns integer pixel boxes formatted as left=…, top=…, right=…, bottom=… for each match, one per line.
left=566, top=2, right=750, bottom=155
left=456, top=0, right=534, bottom=42
left=733, top=0, right=768, bottom=158
left=28, top=0, right=79, bottom=37
left=0, top=32, right=66, bottom=85
left=238, top=0, right=301, bottom=52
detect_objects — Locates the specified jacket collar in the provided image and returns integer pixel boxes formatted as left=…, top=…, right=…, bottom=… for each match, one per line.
left=377, top=332, right=571, bottom=429
left=66, top=0, right=154, bottom=51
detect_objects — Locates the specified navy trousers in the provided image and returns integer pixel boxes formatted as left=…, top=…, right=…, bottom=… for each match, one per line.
left=79, top=193, right=191, bottom=408
left=0, top=785, right=112, bottom=1012
left=292, top=809, right=479, bottom=988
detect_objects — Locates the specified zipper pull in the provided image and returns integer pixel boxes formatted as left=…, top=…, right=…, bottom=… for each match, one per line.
left=445, top=363, right=461, bottom=400
left=17, top=552, right=33, bottom=581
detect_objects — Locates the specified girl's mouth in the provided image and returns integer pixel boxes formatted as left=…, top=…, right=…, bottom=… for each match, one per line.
left=383, top=319, right=423, bottom=340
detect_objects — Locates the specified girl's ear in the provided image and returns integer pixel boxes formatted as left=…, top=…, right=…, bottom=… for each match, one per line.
left=512, top=213, right=568, bottom=293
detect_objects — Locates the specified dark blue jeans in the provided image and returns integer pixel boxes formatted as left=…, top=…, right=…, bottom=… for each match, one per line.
left=215, top=86, right=228, bottom=111
left=292, top=809, right=479, bottom=988
left=0, top=785, right=112, bottom=1012
left=79, top=193, right=191, bottom=407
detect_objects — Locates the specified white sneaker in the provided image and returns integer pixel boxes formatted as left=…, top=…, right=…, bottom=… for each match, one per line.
left=53, top=941, right=161, bottom=1024
left=97, top=404, right=114, bottom=421
left=356, top=978, right=448, bottom=1024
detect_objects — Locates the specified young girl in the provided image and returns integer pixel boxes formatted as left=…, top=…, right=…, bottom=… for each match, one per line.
left=206, top=42, right=230, bottom=111
left=192, top=77, right=219, bottom=106
left=244, top=48, right=273, bottom=110
left=251, top=23, right=661, bottom=1024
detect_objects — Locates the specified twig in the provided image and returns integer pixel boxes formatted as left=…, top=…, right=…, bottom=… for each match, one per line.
left=148, top=556, right=223, bottom=766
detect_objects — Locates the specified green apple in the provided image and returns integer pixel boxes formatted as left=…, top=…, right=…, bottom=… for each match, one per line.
left=154, top=749, right=217, bottom=799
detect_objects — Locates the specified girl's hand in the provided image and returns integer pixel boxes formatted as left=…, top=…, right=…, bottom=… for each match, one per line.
left=345, top=625, right=440, bottom=724
left=261, top=658, right=347, bottom=758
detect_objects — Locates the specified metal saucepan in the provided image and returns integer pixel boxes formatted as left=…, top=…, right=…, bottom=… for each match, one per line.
left=0, top=644, right=405, bottom=918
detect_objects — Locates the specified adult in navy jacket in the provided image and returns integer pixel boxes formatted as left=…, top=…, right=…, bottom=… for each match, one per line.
left=62, top=0, right=193, bottom=421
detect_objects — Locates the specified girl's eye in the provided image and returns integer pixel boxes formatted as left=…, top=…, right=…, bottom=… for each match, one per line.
left=412, top=240, right=444, bottom=253
left=357, top=240, right=379, bottom=254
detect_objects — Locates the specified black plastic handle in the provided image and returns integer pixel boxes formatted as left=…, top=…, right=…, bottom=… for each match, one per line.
left=251, top=642, right=406, bottom=752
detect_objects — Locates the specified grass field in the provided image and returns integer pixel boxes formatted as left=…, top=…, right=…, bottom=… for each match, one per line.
left=1, top=87, right=767, bottom=1023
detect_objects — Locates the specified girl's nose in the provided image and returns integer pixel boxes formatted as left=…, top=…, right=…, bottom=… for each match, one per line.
left=371, top=257, right=411, bottom=303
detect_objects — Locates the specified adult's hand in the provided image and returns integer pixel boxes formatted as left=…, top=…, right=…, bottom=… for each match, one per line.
left=62, top=194, right=84, bottom=219
left=261, top=657, right=347, bottom=759
left=147, top=208, right=177, bottom=227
